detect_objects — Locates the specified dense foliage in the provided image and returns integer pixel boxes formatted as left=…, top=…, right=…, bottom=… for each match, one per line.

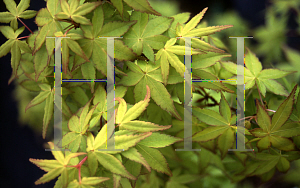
left=1, top=0, right=300, bottom=187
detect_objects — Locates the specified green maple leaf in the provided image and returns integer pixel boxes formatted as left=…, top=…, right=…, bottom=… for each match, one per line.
left=61, top=99, right=97, bottom=153
left=85, top=129, right=151, bottom=180
left=0, top=0, right=37, bottom=30
left=246, top=151, right=291, bottom=175
left=34, top=0, right=65, bottom=55
left=136, top=144, right=172, bottom=176
left=155, top=38, right=203, bottom=85
left=122, top=11, right=173, bottom=63
left=281, top=46, right=300, bottom=85
left=254, top=9, right=287, bottom=63
left=24, top=83, right=54, bottom=138
left=272, top=0, right=300, bottom=16
left=115, top=85, right=173, bottom=132
left=147, top=102, right=172, bottom=125
left=157, top=7, right=233, bottom=90
left=67, top=177, right=110, bottom=188
left=166, top=168, right=199, bottom=187
left=89, top=84, right=128, bottom=130
left=55, top=0, right=101, bottom=25
left=29, top=142, right=86, bottom=186
left=53, top=31, right=90, bottom=75
left=290, top=86, right=300, bottom=122
left=192, top=92, right=252, bottom=158
left=122, top=0, right=161, bottom=16
left=118, top=60, right=182, bottom=120
left=175, top=7, right=233, bottom=53
left=23, top=83, right=72, bottom=139
left=78, top=5, right=136, bottom=77
left=222, top=48, right=296, bottom=97
left=0, top=26, right=31, bottom=77
left=250, top=85, right=300, bottom=151
left=109, top=0, right=136, bottom=20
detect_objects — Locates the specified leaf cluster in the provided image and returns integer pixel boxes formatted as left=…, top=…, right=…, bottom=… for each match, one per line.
left=1, top=0, right=300, bottom=187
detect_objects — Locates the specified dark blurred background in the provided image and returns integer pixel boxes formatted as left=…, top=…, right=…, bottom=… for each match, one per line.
left=0, top=0, right=299, bottom=187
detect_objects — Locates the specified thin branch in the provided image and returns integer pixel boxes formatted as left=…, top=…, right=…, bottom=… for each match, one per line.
left=67, top=156, right=88, bottom=184
left=17, top=36, right=30, bottom=40
left=17, top=17, right=33, bottom=34
left=64, top=26, right=75, bottom=36
left=266, top=109, right=276, bottom=113
left=255, top=82, right=264, bottom=106
left=239, top=116, right=254, bottom=122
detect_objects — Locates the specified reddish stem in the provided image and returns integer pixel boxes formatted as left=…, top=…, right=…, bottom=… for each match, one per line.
left=64, top=26, right=75, bottom=36
left=78, top=156, right=88, bottom=166
left=17, top=36, right=30, bottom=40
left=67, top=156, right=88, bottom=184
left=17, top=17, right=33, bottom=34
left=78, top=167, right=82, bottom=183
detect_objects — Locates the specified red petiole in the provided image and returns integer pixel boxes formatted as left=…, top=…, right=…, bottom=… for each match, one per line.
left=67, top=156, right=88, bottom=183
left=17, top=17, right=33, bottom=34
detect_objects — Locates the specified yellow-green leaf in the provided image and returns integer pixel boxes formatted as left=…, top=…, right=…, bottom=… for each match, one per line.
left=71, top=15, right=91, bottom=25
left=122, top=85, right=150, bottom=123
left=217, top=127, right=234, bottom=159
left=261, top=79, right=289, bottom=97
left=121, top=121, right=171, bottom=132
left=11, top=42, right=21, bottom=75
left=0, top=12, right=15, bottom=23
left=68, top=115, right=80, bottom=133
left=166, top=51, right=185, bottom=77
left=160, top=51, right=169, bottom=85
left=192, top=126, right=228, bottom=142
left=256, top=136, right=271, bottom=151
left=271, top=122, right=300, bottom=137
left=270, top=136, right=295, bottom=151
left=81, top=177, right=110, bottom=186
left=181, top=7, right=207, bottom=35
left=95, top=152, right=136, bottom=180
left=43, top=91, right=54, bottom=139
left=25, top=90, right=51, bottom=112
left=0, top=26, right=15, bottom=39
left=98, top=132, right=152, bottom=155
left=115, top=98, right=127, bottom=124
left=193, top=107, right=229, bottom=126
left=219, top=92, right=231, bottom=123
left=87, top=151, right=98, bottom=176
left=258, top=69, right=295, bottom=79
left=193, top=52, right=231, bottom=69
left=256, top=99, right=271, bottom=132
left=66, top=39, right=89, bottom=61
left=123, top=0, right=161, bottom=16
left=276, top=156, right=290, bottom=173
left=98, top=21, right=136, bottom=37
left=136, top=144, right=172, bottom=176
left=34, top=167, right=64, bottom=185
left=121, top=147, right=151, bottom=172
left=34, top=44, right=50, bottom=81
left=184, top=25, right=233, bottom=37
left=29, top=159, right=62, bottom=172
left=4, top=0, right=17, bottom=16
left=35, top=8, right=52, bottom=26
left=138, top=132, right=182, bottom=148
left=0, top=39, right=14, bottom=57
left=245, top=48, right=262, bottom=77
left=73, top=1, right=101, bottom=16
left=17, top=0, right=30, bottom=14
left=271, top=85, right=297, bottom=132
left=48, top=142, right=65, bottom=164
